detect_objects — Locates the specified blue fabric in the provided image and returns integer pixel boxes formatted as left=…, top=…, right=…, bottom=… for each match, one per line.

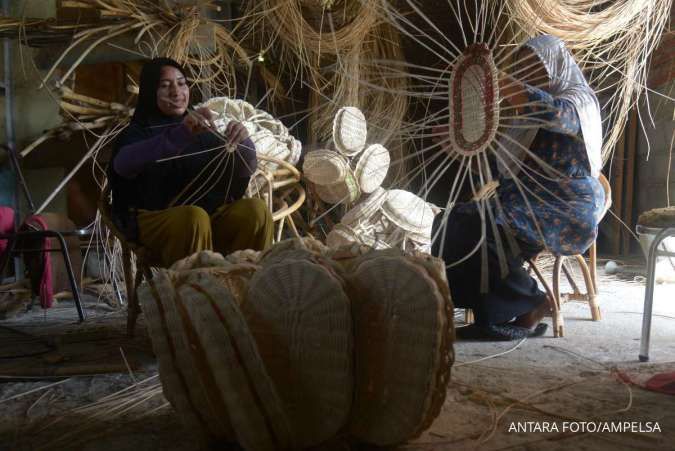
left=497, top=85, right=605, bottom=256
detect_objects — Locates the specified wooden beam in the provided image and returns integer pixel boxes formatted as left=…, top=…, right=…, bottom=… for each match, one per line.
left=609, top=121, right=626, bottom=255
left=622, top=108, right=638, bottom=254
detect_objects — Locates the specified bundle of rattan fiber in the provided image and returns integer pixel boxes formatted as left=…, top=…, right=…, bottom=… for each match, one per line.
left=138, top=240, right=454, bottom=449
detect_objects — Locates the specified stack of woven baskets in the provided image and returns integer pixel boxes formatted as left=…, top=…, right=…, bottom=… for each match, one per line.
left=303, top=106, right=390, bottom=205
left=303, top=106, right=439, bottom=252
left=138, top=238, right=454, bottom=450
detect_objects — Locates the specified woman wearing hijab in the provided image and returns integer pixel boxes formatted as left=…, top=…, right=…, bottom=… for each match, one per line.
left=109, top=57, right=273, bottom=267
left=433, top=35, right=605, bottom=340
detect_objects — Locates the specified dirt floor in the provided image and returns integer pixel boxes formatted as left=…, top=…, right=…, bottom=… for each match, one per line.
left=1, top=258, right=674, bottom=451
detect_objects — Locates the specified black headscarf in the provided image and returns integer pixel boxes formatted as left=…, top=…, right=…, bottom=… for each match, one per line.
left=131, top=57, right=188, bottom=126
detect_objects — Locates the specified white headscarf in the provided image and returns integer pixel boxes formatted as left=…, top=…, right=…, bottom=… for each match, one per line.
left=498, top=35, right=603, bottom=178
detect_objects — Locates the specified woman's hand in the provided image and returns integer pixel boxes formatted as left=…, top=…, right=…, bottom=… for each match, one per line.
left=225, top=121, right=250, bottom=148
left=182, top=107, right=215, bottom=135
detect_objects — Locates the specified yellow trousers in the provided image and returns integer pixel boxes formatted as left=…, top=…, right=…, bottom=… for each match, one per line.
left=137, top=198, right=273, bottom=267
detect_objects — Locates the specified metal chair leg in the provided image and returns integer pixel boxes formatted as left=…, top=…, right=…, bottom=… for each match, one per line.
left=52, top=231, right=85, bottom=322
left=639, top=234, right=664, bottom=362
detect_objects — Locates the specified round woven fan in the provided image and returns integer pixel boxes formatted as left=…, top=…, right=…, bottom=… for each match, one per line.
left=314, top=170, right=361, bottom=204
left=244, top=260, right=353, bottom=448
left=177, top=272, right=292, bottom=451
left=302, top=149, right=350, bottom=185
left=354, top=144, right=390, bottom=193
left=332, top=106, right=368, bottom=156
left=381, top=190, right=437, bottom=235
left=347, top=256, right=450, bottom=446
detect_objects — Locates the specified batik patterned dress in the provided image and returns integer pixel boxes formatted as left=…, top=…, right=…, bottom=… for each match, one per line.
left=497, top=85, right=605, bottom=256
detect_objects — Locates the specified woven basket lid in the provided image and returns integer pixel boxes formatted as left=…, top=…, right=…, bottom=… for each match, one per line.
left=347, top=256, right=449, bottom=446
left=303, top=150, right=350, bottom=185
left=341, top=187, right=387, bottom=227
left=245, top=260, right=353, bottom=448
left=148, top=271, right=235, bottom=440
left=170, top=250, right=227, bottom=272
left=332, top=106, right=367, bottom=156
left=315, top=170, right=360, bottom=204
left=177, top=272, right=292, bottom=450
left=381, top=190, right=437, bottom=234
left=137, top=275, right=208, bottom=438
left=354, top=144, right=390, bottom=193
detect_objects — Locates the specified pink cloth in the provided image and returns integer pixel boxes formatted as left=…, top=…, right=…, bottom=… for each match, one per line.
left=0, top=206, right=15, bottom=255
left=22, top=215, right=54, bottom=309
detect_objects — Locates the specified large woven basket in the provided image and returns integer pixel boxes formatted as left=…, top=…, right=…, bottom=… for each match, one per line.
left=139, top=241, right=454, bottom=449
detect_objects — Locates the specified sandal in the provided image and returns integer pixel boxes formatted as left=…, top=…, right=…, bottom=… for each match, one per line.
left=456, top=322, right=548, bottom=341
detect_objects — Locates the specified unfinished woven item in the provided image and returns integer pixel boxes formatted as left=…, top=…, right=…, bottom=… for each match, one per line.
left=244, top=259, right=353, bottom=448
left=195, top=96, right=302, bottom=175
left=303, top=149, right=350, bottom=185
left=347, top=255, right=452, bottom=446
left=448, top=43, right=499, bottom=156
left=332, top=106, right=368, bottom=156
left=638, top=207, right=675, bottom=228
left=354, top=144, right=390, bottom=193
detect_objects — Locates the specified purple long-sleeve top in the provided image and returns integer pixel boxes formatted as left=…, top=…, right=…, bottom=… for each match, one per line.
left=113, top=122, right=257, bottom=180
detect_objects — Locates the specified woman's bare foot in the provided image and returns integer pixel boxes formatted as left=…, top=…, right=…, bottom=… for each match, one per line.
left=512, top=299, right=551, bottom=329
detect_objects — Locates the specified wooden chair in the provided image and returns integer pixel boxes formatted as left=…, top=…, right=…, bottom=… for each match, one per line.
left=248, top=155, right=306, bottom=241
left=97, top=186, right=156, bottom=337
left=529, top=173, right=612, bottom=337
